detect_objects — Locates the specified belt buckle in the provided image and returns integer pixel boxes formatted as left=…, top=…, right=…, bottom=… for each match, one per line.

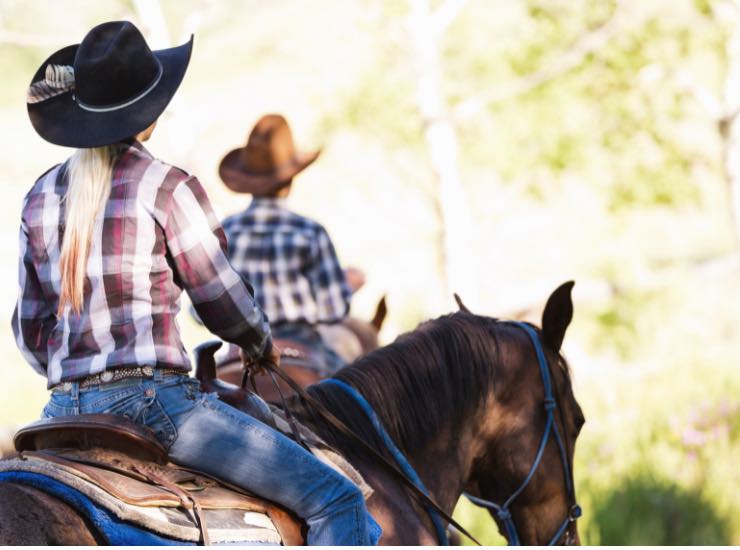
left=62, top=382, right=72, bottom=392
left=142, top=366, right=154, bottom=377
left=100, top=371, right=114, bottom=383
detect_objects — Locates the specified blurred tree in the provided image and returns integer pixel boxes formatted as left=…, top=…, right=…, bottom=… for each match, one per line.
left=689, top=0, right=740, bottom=251
left=407, top=0, right=479, bottom=305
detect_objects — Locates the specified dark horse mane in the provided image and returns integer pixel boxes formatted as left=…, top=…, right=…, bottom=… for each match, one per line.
left=289, top=311, right=571, bottom=462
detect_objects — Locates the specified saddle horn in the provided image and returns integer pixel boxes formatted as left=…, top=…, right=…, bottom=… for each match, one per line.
left=193, top=340, right=223, bottom=383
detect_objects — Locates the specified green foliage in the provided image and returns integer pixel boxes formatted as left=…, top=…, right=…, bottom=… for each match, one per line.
left=316, top=63, right=422, bottom=149
left=447, top=1, right=716, bottom=209
left=586, top=471, right=730, bottom=545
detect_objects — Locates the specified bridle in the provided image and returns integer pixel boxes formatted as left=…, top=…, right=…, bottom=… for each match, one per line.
left=463, top=321, right=582, bottom=545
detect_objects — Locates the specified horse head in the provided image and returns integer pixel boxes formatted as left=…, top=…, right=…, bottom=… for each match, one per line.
left=288, top=282, right=585, bottom=545
left=465, top=281, right=585, bottom=545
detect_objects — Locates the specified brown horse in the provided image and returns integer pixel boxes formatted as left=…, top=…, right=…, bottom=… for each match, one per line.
left=0, top=282, right=584, bottom=545
left=218, top=297, right=387, bottom=403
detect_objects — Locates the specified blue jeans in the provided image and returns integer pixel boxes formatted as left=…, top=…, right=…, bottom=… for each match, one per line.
left=43, top=371, right=380, bottom=545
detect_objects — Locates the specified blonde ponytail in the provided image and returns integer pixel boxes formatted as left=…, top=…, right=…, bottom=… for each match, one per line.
left=58, top=146, right=117, bottom=316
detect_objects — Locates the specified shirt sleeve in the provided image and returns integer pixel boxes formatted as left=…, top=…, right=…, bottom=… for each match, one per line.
left=307, top=225, right=352, bottom=323
left=161, top=175, right=272, bottom=359
left=11, top=214, right=55, bottom=376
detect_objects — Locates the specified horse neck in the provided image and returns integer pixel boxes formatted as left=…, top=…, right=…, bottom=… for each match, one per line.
left=336, top=359, right=493, bottom=513
left=404, top=406, right=487, bottom=514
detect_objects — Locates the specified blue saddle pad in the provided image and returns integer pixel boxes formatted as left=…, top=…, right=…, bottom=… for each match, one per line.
left=0, top=471, right=193, bottom=545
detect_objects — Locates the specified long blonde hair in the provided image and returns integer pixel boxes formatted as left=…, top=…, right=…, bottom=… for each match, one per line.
left=57, top=146, right=117, bottom=316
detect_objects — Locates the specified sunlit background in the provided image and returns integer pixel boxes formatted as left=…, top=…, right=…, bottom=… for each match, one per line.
left=1, top=0, right=739, bottom=544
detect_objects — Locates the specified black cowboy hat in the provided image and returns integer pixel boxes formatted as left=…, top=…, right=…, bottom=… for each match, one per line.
left=27, top=21, right=193, bottom=148
left=219, top=114, right=320, bottom=195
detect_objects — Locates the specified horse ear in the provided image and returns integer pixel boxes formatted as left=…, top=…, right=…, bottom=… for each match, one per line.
left=541, top=281, right=575, bottom=352
left=453, top=293, right=471, bottom=313
left=371, top=295, right=388, bottom=331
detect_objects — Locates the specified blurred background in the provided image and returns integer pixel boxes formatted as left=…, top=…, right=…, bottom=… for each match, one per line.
left=1, top=0, right=739, bottom=544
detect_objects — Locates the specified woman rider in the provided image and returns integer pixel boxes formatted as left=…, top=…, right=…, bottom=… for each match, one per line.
left=13, top=20, right=379, bottom=545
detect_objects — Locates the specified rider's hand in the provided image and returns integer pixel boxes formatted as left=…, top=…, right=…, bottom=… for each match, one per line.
left=344, top=266, right=366, bottom=293
left=264, top=343, right=281, bottom=370
left=241, top=343, right=281, bottom=376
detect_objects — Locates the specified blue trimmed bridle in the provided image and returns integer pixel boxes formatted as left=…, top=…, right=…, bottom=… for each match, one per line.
left=463, top=321, right=582, bottom=545
left=322, top=320, right=581, bottom=545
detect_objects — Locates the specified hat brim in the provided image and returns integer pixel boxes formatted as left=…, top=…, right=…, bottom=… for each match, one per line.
left=27, top=37, right=193, bottom=148
left=218, top=148, right=320, bottom=195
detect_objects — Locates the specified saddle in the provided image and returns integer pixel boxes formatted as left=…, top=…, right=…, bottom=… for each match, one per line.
left=9, top=414, right=304, bottom=545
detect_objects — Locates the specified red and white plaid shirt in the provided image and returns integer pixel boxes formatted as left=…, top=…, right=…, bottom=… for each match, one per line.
left=12, top=140, right=271, bottom=387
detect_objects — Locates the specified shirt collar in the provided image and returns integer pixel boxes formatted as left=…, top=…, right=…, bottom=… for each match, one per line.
left=249, top=196, right=288, bottom=209
left=117, top=138, right=153, bottom=159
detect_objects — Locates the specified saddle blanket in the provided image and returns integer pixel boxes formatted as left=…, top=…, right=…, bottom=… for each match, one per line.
left=0, top=451, right=286, bottom=545
left=0, top=471, right=193, bottom=545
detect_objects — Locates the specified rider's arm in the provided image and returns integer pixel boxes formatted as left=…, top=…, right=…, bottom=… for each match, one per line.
left=12, top=214, right=55, bottom=375
left=306, top=225, right=352, bottom=323
left=161, top=174, right=272, bottom=361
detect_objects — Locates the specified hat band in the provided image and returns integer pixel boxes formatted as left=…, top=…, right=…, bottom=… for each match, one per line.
left=75, top=60, right=163, bottom=113
left=241, top=154, right=309, bottom=177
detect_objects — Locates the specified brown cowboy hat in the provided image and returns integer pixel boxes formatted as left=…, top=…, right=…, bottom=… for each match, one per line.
left=219, top=114, right=320, bottom=195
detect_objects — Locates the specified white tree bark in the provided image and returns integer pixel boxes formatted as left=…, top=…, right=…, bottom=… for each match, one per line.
left=719, top=2, right=740, bottom=251
left=408, top=0, right=479, bottom=307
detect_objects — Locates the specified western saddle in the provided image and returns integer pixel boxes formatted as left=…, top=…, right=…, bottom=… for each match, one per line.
left=8, top=342, right=305, bottom=545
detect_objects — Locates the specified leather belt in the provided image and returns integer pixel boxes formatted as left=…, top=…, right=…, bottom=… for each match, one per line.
left=51, top=366, right=186, bottom=392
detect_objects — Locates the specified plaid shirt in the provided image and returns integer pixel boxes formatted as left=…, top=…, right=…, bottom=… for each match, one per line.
left=12, top=141, right=271, bottom=387
left=222, top=198, right=351, bottom=326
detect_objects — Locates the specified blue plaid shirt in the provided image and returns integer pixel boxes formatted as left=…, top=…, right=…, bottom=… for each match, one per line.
left=222, top=198, right=351, bottom=325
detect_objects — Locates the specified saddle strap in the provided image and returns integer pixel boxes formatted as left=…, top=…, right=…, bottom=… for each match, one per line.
left=261, top=360, right=482, bottom=546
left=24, top=450, right=211, bottom=545
left=133, top=464, right=211, bottom=546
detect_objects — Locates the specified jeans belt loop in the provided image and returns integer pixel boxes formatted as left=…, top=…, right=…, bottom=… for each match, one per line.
left=70, top=381, right=79, bottom=401
left=70, top=381, right=80, bottom=414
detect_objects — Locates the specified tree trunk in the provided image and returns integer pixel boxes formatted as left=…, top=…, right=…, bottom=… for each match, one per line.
left=408, top=0, right=479, bottom=306
left=712, top=0, right=740, bottom=252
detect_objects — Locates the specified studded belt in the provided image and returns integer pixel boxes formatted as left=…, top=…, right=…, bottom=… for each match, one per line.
left=51, top=366, right=186, bottom=393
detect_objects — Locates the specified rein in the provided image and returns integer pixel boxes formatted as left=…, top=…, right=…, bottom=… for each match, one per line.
left=259, top=358, right=482, bottom=545
left=321, top=378, right=449, bottom=545
left=463, top=322, right=582, bottom=545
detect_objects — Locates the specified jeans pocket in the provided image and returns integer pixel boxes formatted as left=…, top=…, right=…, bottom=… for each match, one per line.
left=141, top=395, right=178, bottom=449
left=43, top=395, right=77, bottom=418
left=85, top=387, right=177, bottom=449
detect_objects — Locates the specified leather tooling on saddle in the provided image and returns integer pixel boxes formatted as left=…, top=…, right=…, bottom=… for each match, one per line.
left=2, top=444, right=301, bottom=545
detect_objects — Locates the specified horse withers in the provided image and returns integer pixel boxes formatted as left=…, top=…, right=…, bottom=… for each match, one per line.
left=0, top=281, right=584, bottom=545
